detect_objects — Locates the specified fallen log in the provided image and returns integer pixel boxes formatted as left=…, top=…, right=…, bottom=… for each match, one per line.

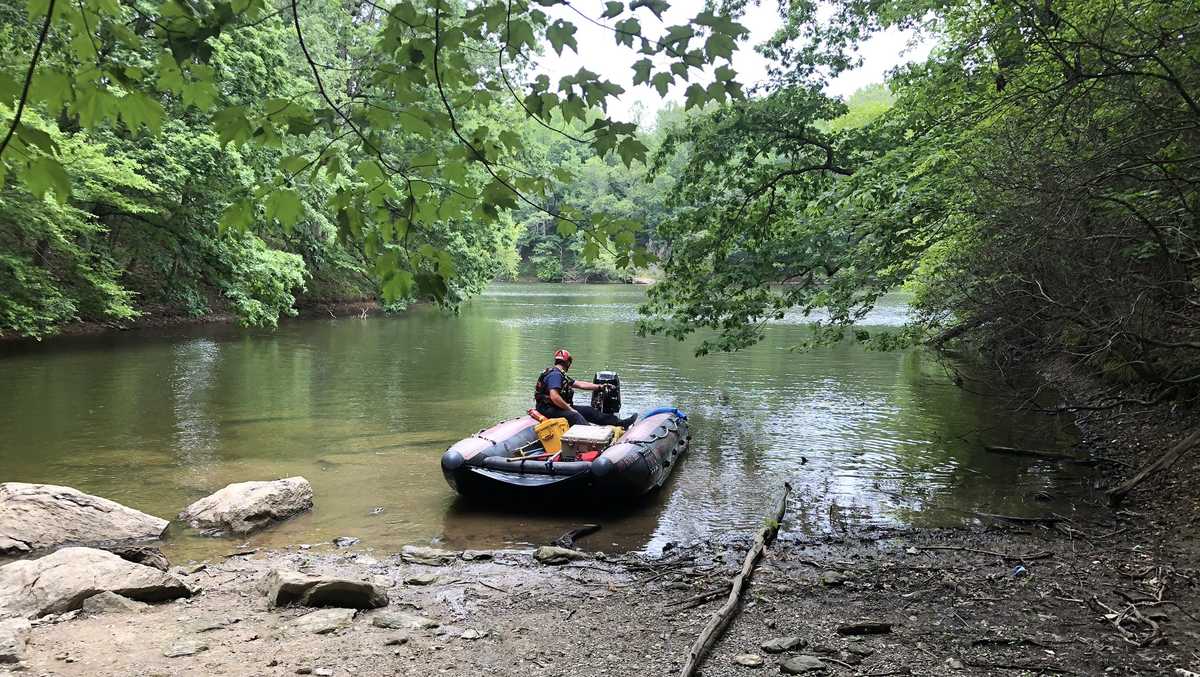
left=678, top=482, right=792, bottom=677
left=984, top=445, right=1096, bottom=465
left=1107, top=430, right=1200, bottom=508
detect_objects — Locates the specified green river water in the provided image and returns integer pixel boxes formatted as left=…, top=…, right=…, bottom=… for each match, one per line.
left=0, top=283, right=1084, bottom=560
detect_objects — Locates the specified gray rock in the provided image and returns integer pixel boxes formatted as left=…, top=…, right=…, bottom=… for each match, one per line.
left=286, top=608, right=355, bottom=635
left=314, top=670, right=333, bottom=677
left=733, top=653, right=764, bottom=667
left=187, top=618, right=232, bottom=633
left=403, top=573, right=442, bottom=586
left=81, top=591, right=149, bottom=615
left=179, top=477, right=313, bottom=535
left=534, top=546, right=588, bottom=564
left=369, top=610, right=438, bottom=630
left=262, top=569, right=388, bottom=609
left=400, top=545, right=459, bottom=565
left=106, top=545, right=170, bottom=572
left=780, top=656, right=827, bottom=674
left=162, top=639, right=208, bottom=657
left=0, top=483, right=168, bottom=555
left=0, top=547, right=193, bottom=619
left=384, top=635, right=409, bottom=646
left=761, top=636, right=806, bottom=653
left=459, top=628, right=485, bottom=640
left=460, top=550, right=493, bottom=561
left=333, top=536, right=360, bottom=548
left=0, top=618, right=31, bottom=664
left=818, top=571, right=851, bottom=586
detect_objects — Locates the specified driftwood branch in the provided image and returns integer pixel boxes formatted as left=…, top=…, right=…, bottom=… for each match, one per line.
left=1108, top=430, right=1200, bottom=507
left=678, top=482, right=792, bottom=677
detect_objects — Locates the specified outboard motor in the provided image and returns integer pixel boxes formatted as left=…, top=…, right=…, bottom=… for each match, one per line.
left=591, top=371, right=621, bottom=414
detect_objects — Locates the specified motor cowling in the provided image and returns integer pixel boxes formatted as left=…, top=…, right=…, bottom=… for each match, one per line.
left=591, top=371, right=621, bottom=414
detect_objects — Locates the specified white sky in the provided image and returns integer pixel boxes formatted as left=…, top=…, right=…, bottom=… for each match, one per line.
left=538, top=0, right=934, bottom=123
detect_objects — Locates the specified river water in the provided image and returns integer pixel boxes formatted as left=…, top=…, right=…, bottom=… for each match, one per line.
left=0, top=283, right=1084, bottom=560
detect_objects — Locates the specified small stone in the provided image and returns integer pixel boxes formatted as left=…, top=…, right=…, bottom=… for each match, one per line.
left=818, top=571, right=850, bottom=586
left=384, top=635, right=409, bottom=646
left=286, top=608, right=356, bottom=635
left=162, top=639, right=209, bottom=658
left=368, top=507, right=385, bottom=516
left=947, top=658, right=964, bottom=670
left=370, top=611, right=439, bottom=630
left=460, top=629, right=485, bottom=640
left=780, top=655, right=827, bottom=674
left=81, top=591, right=149, bottom=615
left=0, top=618, right=32, bottom=664
left=314, top=670, right=333, bottom=677
left=296, top=669, right=313, bottom=675
left=187, top=618, right=231, bottom=633
left=534, top=546, right=587, bottom=565
left=761, top=636, right=806, bottom=653
left=401, top=545, right=460, bottom=565
left=905, top=546, right=919, bottom=555
left=404, top=573, right=441, bottom=586
left=268, top=659, right=278, bottom=667
left=333, top=536, right=360, bottom=548
left=733, top=653, right=764, bottom=667
left=460, top=550, right=493, bottom=562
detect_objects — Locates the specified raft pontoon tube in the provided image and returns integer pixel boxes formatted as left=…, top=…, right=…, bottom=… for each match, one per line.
left=440, top=408, right=689, bottom=501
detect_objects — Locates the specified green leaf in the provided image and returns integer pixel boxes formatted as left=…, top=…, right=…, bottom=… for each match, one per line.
left=382, top=270, right=414, bottom=302
left=219, top=199, right=254, bottom=233
left=117, top=91, right=165, bottom=132
left=629, top=0, right=668, bottom=19
left=632, top=58, right=653, bottom=85
left=212, top=106, right=252, bottom=146
left=617, top=137, right=649, bottom=167
left=265, top=188, right=304, bottom=230
left=705, top=32, right=736, bottom=60
left=556, top=220, right=577, bottom=236
left=650, top=72, right=673, bottom=96
left=25, top=156, right=71, bottom=203
left=684, top=83, right=706, bottom=110
left=613, top=18, right=640, bottom=47
left=546, top=20, right=578, bottom=56
left=601, top=1, right=623, bottom=18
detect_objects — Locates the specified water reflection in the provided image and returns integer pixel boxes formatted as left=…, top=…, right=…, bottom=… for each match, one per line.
left=0, top=283, right=1084, bottom=559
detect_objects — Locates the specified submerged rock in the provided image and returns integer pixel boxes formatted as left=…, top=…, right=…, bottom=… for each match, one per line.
left=0, top=618, right=31, bottom=664
left=81, top=591, right=149, bottom=615
left=0, top=483, right=168, bottom=555
left=333, top=536, right=360, bottom=548
left=262, top=569, right=388, bottom=609
left=285, top=608, right=355, bottom=635
left=0, top=547, right=193, bottom=619
left=179, top=477, right=313, bottom=535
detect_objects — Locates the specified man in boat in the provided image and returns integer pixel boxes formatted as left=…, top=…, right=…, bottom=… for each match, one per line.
left=535, top=349, right=637, bottom=428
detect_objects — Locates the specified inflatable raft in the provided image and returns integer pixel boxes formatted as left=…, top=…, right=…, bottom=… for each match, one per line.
left=440, top=407, right=690, bottom=501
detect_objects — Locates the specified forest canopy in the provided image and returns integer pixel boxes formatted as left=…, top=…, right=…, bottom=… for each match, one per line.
left=1, top=0, right=1198, bottom=401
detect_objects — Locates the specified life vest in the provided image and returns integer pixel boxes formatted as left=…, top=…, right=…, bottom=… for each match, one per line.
left=534, top=366, right=574, bottom=407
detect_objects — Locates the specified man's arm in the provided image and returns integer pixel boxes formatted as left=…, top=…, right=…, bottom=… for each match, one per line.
left=573, top=380, right=599, bottom=391
left=549, top=389, right=574, bottom=410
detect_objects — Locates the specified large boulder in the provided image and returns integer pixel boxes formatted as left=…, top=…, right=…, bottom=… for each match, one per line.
left=0, top=547, right=193, bottom=619
left=0, top=483, right=168, bottom=555
left=179, top=477, right=313, bottom=535
left=262, top=569, right=388, bottom=609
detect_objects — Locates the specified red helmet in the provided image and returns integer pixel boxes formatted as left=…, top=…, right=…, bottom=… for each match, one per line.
left=553, top=349, right=573, bottom=368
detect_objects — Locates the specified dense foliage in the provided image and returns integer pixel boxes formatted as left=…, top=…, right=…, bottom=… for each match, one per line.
left=639, top=0, right=1200, bottom=401
left=0, top=0, right=745, bottom=337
